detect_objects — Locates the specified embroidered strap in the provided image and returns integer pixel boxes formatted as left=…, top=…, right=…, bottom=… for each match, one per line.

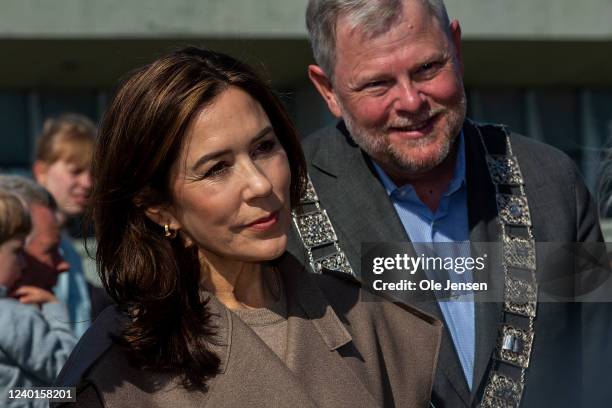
left=477, top=122, right=537, bottom=408
left=292, top=177, right=355, bottom=276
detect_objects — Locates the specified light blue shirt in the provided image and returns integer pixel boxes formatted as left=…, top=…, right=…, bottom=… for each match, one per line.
left=53, top=234, right=92, bottom=338
left=373, top=132, right=475, bottom=389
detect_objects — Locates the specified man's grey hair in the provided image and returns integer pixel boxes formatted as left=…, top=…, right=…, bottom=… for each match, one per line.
left=306, top=0, right=451, bottom=80
left=0, top=175, right=56, bottom=210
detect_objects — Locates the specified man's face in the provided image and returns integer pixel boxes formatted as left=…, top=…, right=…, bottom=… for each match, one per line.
left=22, top=203, right=70, bottom=290
left=311, top=1, right=466, bottom=178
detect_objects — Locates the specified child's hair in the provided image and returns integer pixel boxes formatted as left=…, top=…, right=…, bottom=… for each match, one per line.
left=0, top=190, right=31, bottom=244
left=35, top=113, right=97, bottom=169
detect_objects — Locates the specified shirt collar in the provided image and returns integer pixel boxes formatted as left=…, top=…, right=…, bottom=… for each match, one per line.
left=373, top=130, right=466, bottom=199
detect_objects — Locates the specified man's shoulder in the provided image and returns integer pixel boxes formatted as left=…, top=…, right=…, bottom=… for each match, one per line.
left=475, top=122, right=577, bottom=171
left=303, top=122, right=344, bottom=143
left=302, top=122, right=351, bottom=157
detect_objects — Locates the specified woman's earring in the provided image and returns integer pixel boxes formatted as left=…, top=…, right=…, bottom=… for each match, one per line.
left=164, top=224, right=177, bottom=239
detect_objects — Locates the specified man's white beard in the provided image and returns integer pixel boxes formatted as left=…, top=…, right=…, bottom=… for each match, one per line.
left=340, top=96, right=466, bottom=175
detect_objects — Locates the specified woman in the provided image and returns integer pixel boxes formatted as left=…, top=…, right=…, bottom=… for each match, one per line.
left=55, top=47, right=441, bottom=408
left=33, top=114, right=98, bottom=337
left=0, top=190, right=76, bottom=408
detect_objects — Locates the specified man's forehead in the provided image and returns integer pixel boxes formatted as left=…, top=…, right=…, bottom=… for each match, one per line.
left=29, top=203, right=60, bottom=242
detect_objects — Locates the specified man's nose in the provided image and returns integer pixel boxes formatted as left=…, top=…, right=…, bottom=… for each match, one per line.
left=393, top=81, right=426, bottom=113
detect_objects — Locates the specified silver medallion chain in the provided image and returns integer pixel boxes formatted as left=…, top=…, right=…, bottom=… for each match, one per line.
left=291, top=178, right=355, bottom=276
left=477, top=122, right=537, bottom=408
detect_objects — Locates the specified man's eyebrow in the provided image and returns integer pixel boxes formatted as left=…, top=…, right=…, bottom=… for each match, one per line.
left=190, top=126, right=274, bottom=171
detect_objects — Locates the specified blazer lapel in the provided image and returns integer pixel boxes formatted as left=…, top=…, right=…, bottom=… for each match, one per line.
left=309, top=123, right=408, bottom=263
left=463, top=121, right=505, bottom=400
left=308, top=122, right=475, bottom=405
left=280, top=254, right=383, bottom=408
left=202, top=295, right=320, bottom=408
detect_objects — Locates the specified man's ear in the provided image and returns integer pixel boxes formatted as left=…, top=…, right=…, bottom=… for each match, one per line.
left=308, top=65, right=343, bottom=118
left=449, top=19, right=464, bottom=75
left=32, top=160, right=48, bottom=185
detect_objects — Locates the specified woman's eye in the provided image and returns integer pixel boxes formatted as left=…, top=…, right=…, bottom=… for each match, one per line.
left=203, top=162, right=229, bottom=178
left=254, top=139, right=276, bottom=155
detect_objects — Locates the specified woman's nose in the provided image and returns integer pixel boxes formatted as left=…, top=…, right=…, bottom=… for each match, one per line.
left=79, top=170, right=93, bottom=190
left=243, top=162, right=273, bottom=201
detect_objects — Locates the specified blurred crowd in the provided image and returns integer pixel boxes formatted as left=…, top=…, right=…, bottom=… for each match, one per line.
left=0, top=114, right=111, bottom=407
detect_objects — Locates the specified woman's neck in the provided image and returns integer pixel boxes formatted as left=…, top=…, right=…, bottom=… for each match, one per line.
left=199, top=250, right=279, bottom=310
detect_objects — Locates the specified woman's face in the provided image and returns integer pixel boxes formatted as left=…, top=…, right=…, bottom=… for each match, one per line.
left=35, top=159, right=92, bottom=217
left=0, top=237, right=26, bottom=290
left=162, top=86, right=292, bottom=264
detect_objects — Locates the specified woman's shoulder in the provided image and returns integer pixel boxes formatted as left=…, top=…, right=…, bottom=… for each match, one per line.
left=54, top=343, right=171, bottom=408
left=54, top=305, right=125, bottom=388
left=308, top=269, right=442, bottom=403
left=309, top=269, right=442, bottom=333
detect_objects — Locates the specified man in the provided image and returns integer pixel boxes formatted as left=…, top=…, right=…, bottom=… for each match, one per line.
left=0, top=176, right=70, bottom=300
left=288, top=0, right=611, bottom=406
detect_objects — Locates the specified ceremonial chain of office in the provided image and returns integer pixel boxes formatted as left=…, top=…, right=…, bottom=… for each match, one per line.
left=292, top=122, right=538, bottom=408
left=477, top=122, right=537, bottom=408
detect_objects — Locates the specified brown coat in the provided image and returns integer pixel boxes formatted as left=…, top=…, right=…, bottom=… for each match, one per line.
left=55, top=253, right=442, bottom=408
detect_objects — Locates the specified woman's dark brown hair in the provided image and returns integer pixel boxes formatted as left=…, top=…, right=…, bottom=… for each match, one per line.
left=91, top=46, right=306, bottom=388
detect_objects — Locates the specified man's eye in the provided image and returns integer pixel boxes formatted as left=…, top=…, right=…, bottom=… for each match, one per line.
left=203, top=162, right=229, bottom=178
left=421, top=63, right=435, bottom=71
left=416, top=62, right=441, bottom=77
left=366, top=80, right=388, bottom=89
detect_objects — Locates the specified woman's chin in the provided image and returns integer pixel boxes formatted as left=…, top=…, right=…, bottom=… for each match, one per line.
left=251, top=235, right=288, bottom=262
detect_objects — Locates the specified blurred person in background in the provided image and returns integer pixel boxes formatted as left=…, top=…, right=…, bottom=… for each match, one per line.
left=32, top=114, right=101, bottom=337
left=0, top=189, right=76, bottom=408
left=0, top=176, right=71, bottom=300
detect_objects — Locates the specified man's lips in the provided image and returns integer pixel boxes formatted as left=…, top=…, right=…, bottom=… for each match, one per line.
left=387, top=113, right=440, bottom=138
left=244, top=211, right=279, bottom=231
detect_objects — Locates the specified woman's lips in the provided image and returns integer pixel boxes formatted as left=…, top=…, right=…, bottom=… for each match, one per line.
left=245, top=211, right=279, bottom=231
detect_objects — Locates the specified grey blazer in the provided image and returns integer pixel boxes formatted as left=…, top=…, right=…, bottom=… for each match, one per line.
left=54, top=253, right=442, bottom=408
left=286, top=119, right=612, bottom=407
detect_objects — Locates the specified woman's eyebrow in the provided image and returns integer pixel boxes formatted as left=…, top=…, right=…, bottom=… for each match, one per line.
left=191, top=149, right=231, bottom=172
left=251, top=126, right=274, bottom=144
